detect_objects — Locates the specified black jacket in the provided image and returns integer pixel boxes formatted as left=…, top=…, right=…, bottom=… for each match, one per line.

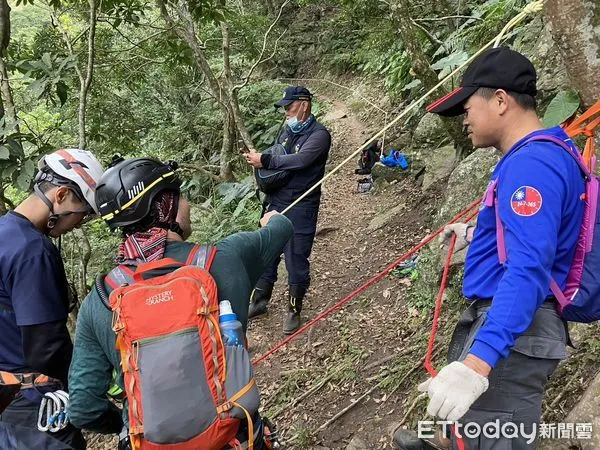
left=262, top=119, right=331, bottom=208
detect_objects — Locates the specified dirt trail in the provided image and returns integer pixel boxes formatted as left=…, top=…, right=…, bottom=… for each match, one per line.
left=86, top=96, right=443, bottom=450
left=250, top=95, right=444, bottom=449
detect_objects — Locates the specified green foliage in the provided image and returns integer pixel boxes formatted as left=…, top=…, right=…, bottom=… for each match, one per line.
left=542, top=90, right=581, bottom=128
left=3, top=0, right=550, bottom=291
left=431, top=51, right=469, bottom=80
left=238, top=80, right=287, bottom=149
left=190, top=176, right=261, bottom=244
left=16, top=53, right=78, bottom=106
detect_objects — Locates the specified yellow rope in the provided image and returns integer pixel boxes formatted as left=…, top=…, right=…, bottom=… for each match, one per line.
left=280, top=0, right=544, bottom=215
left=494, top=0, right=545, bottom=47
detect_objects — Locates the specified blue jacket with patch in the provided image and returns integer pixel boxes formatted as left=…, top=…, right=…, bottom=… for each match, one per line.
left=463, top=126, right=585, bottom=367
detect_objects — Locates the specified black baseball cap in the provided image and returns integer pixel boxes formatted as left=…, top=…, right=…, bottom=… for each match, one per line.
left=427, top=47, right=537, bottom=117
left=274, top=85, right=313, bottom=108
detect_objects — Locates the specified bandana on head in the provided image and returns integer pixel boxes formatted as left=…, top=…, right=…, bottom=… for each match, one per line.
left=116, top=191, right=179, bottom=265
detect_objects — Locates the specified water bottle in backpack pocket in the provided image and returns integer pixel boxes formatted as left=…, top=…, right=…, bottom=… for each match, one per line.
left=219, top=300, right=245, bottom=347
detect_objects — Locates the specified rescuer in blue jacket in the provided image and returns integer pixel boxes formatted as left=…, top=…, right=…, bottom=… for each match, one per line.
left=245, top=86, right=332, bottom=334
left=394, top=47, right=585, bottom=450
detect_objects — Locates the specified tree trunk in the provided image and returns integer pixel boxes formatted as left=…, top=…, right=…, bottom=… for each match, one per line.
left=158, top=0, right=236, bottom=179
left=220, top=15, right=254, bottom=150
left=0, top=0, right=18, bottom=134
left=78, top=229, right=91, bottom=298
left=219, top=112, right=235, bottom=181
left=545, top=0, right=600, bottom=109
left=392, top=0, right=472, bottom=161
left=158, top=0, right=255, bottom=177
left=77, top=0, right=98, bottom=149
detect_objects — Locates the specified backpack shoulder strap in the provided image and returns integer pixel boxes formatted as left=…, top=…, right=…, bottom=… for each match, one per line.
left=185, top=244, right=217, bottom=271
left=522, top=135, right=591, bottom=180
left=95, top=274, right=111, bottom=311
left=95, top=265, right=135, bottom=311
left=494, top=135, right=588, bottom=261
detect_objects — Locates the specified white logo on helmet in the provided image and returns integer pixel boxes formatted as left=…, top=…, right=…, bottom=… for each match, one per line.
left=127, top=181, right=145, bottom=200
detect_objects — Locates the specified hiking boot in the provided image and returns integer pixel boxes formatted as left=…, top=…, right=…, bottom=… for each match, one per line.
left=283, top=309, right=301, bottom=334
left=393, top=429, right=449, bottom=450
left=248, top=279, right=274, bottom=320
left=283, top=286, right=305, bottom=334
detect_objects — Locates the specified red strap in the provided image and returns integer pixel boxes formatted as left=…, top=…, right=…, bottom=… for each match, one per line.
left=105, top=265, right=134, bottom=289
left=56, top=149, right=97, bottom=190
left=105, top=274, right=118, bottom=290
left=132, top=258, right=183, bottom=282
left=185, top=244, right=201, bottom=265
left=205, top=247, right=217, bottom=271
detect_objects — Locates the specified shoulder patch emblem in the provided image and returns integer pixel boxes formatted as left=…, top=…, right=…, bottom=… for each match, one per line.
left=511, top=186, right=542, bottom=216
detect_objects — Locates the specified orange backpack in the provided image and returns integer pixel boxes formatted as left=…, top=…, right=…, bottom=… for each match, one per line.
left=107, top=246, right=260, bottom=450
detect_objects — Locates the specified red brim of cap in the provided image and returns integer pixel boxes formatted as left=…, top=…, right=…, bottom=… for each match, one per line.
left=426, top=86, right=478, bottom=117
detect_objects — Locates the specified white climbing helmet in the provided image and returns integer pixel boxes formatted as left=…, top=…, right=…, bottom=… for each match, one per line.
left=36, top=149, right=104, bottom=214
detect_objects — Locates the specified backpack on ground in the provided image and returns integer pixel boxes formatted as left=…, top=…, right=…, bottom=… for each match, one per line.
left=100, top=245, right=261, bottom=450
left=491, top=101, right=600, bottom=323
left=355, top=141, right=380, bottom=175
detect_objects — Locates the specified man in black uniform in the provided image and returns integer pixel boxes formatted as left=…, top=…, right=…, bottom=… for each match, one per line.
left=245, top=86, right=332, bottom=334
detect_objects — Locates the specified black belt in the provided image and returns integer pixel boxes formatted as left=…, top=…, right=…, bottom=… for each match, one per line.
left=468, top=297, right=573, bottom=347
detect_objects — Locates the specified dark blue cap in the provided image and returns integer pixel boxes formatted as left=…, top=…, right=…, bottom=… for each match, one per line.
left=274, top=85, right=313, bottom=108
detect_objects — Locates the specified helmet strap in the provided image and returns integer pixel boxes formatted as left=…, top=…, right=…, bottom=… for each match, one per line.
left=34, top=183, right=92, bottom=233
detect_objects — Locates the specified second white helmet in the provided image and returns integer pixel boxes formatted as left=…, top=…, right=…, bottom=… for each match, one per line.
left=36, top=149, right=104, bottom=214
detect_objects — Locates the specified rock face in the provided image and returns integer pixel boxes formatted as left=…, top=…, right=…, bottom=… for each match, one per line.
left=412, top=113, right=448, bottom=150
left=513, top=16, right=571, bottom=110
left=563, top=372, right=600, bottom=449
left=368, top=201, right=406, bottom=231
left=422, top=145, right=456, bottom=191
left=437, top=147, right=501, bottom=225
left=371, top=162, right=411, bottom=184
left=346, top=436, right=368, bottom=450
left=411, top=147, right=500, bottom=307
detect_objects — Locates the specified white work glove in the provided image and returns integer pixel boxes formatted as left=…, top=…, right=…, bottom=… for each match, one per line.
left=439, top=223, right=473, bottom=252
left=418, top=361, right=489, bottom=421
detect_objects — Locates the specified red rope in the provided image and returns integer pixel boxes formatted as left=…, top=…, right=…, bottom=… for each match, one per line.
left=252, top=197, right=482, bottom=366
left=423, top=207, right=479, bottom=450
left=424, top=207, right=480, bottom=375
left=423, top=232, right=456, bottom=377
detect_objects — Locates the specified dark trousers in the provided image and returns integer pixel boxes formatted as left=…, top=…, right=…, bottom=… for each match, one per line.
left=261, top=203, right=319, bottom=293
left=448, top=301, right=567, bottom=450
left=0, top=394, right=86, bottom=450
